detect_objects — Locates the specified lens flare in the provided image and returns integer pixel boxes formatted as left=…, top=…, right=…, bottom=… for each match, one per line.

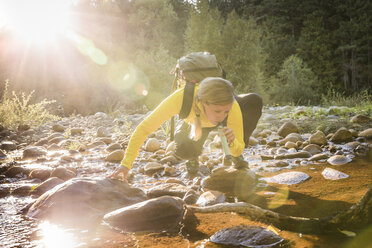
left=38, top=221, right=78, bottom=248
left=0, top=0, right=72, bottom=43
left=66, top=30, right=108, bottom=65
left=267, top=185, right=289, bottom=209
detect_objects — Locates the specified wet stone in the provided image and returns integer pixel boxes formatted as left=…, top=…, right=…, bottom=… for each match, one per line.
left=145, top=138, right=161, bottom=152
left=23, top=147, right=47, bottom=158
left=105, top=150, right=125, bottom=162
left=322, top=168, right=349, bottom=180
left=50, top=167, right=76, bottom=181
left=31, top=177, right=64, bottom=196
left=103, top=196, right=186, bottom=233
left=27, top=178, right=147, bottom=227
left=0, top=141, right=17, bottom=151
left=146, top=183, right=190, bottom=198
left=196, top=190, right=225, bottom=207
left=327, top=155, right=352, bottom=165
left=263, top=171, right=310, bottom=185
left=210, top=225, right=284, bottom=247
left=308, top=153, right=328, bottom=161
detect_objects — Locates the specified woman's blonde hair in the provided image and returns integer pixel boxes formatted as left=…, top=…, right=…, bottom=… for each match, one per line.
left=191, top=77, right=234, bottom=140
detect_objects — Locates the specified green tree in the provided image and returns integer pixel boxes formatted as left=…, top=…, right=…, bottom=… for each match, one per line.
left=297, top=11, right=338, bottom=93
left=218, top=11, right=266, bottom=94
left=184, top=1, right=223, bottom=54
left=268, top=55, right=320, bottom=105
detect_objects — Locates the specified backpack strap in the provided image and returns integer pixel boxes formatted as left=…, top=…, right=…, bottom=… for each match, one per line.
left=179, top=82, right=195, bottom=119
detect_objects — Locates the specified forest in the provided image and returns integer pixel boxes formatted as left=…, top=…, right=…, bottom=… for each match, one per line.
left=0, top=0, right=371, bottom=115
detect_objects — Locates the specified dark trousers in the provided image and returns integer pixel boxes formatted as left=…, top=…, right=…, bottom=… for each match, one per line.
left=174, top=93, right=263, bottom=160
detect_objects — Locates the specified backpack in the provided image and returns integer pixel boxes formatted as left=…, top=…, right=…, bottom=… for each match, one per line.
left=169, top=52, right=225, bottom=140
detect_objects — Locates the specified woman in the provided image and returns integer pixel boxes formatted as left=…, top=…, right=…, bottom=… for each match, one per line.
left=110, top=77, right=262, bottom=181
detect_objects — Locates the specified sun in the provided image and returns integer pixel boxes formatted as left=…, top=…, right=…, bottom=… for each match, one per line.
left=0, top=0, right=72, bottom=43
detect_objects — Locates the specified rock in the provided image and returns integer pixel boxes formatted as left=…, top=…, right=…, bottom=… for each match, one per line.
left=160, top=155, right=179, bottom=165
left=48, top=137, right=65, bottom=144
left=29, top=168, right=52, bottom=181
left=0, top=141, right=17, bottom=151
left=0, top=149, right=6, bottom=158
left=105, top=150, right=125, bottom=162
left=183, top=189, right=199, bottom=205
left=277, top=121, right=299, bottom=137
left=145, top=138, right=161, bottom=152
left=23, top=146, right=47, bottom=158
left=358, top=128, right=372, bottom=139
left=146, top=183, right=190, bottom=198
left=34, top=138, right=48, bottom=146
left=263, top=171, right=310, bottom=185
left=70, top=128, right=84, bottom=135
left=27, top=178, right=147, bottom=227
left=31, top=177, right=64, bottom=196
left=309, top=130, right=327, bottom=146
left=248, top=137, right=259, bottom=146
left=52, top=124, right=65, bottom=132
left=12, top=185, right=32, bottom=196
left=345, top=141, right=360, bottom=150
left=97, top=127, right=110, bottom=137
left=98, top=137, right=113, bottom=145
left=279, top=133, right=303, bottom=145
left=274, top=161, right=289, bottom=167
left=18, top=124, right=30, bottom=131
left=164, top=166, right=178, bottom=176
left=144, top=162, right=164, bottom=175
left=210, top=225, right=284, bottom=247
left=165, top=141, right=175, bottom=153
left=201, top=167, right=257, bottom=200
left=50, top=167, right=76, bottom=181
left=308, top=153, right=328, bottom=161
left=165, top=178, right=184, bottom=185
left=284, top=141, right=297, bottom=149
left=47, top=133, right=64, bottom=142
left=106, top=143, right=121, bottom=152
left=330, top=127, right=353, bottom=144
left=351, top=114, right=371, bottom=124
left=322, top=168, right=349, bottom=180
left=87, top=141, right=106, bottom=149
left=103, top=196, right=186, bottom=233
left=327, top=155, right=352, bottom=165
left=94, top=112, right=108, bottom=119
left=274, top=151, right=312, bottom=159
left=47, top=143, right=60, bottom=150
left=303, top=144, right=322, bottom=155
left=196, top=190, right=225, bottom=207
left=5, top=166, right=31, bottom=178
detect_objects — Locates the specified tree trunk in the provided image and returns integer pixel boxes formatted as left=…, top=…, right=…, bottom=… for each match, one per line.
left=187, top=185, right=372, bottom=235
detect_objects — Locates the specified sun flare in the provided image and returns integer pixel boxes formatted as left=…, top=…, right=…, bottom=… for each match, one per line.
left=0, top=0, right=72, bottom=43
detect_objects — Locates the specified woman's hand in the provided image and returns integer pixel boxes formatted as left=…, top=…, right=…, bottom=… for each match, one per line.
left=108, top=165, right=130, bottom=182
left=222, top=127, right=235, bottom=145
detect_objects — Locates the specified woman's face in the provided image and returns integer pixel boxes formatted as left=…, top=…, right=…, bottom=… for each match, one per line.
left=202, top=102, right=233, bottom=125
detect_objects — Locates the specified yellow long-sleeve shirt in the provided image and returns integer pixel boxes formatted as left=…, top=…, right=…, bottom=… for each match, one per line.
left=121, top=85, right=245, bottom=169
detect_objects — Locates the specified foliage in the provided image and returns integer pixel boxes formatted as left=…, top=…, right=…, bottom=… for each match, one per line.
left=321, top=89, right=372, bottom=115
left=0, top=81, right=59, bottom=129
left=267, top=55, right=320, bottom=105
left=1, top=0, right=371, bottom=113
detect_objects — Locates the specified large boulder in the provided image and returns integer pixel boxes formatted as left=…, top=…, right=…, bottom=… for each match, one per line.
left=201, top=167, right=257, bottom=201
left=27, top=178, right=146, bottom=227
left=330, top=127, right=353, bottom=144
left=103, top=196, right=187, bottom=233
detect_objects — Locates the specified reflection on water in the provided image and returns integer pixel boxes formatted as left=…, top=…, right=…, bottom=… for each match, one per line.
left=38, top=221, right=79, bottom=248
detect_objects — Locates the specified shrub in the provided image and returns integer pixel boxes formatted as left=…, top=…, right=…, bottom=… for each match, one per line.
left=0, top=81, right=59, bottom=129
